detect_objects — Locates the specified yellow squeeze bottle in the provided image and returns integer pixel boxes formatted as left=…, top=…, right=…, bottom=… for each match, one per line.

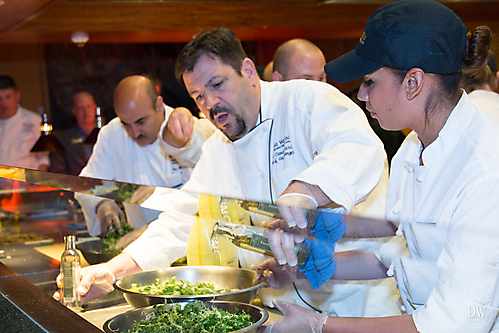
left=187, top=194, right=245, bottom=267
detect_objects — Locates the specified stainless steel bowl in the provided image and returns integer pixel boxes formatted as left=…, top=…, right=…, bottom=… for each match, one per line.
left=103, top=300, right=269, bottom=333
left=114, top=266, right=262, bottom=308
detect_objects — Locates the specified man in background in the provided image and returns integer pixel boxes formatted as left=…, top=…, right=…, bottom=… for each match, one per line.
left=50, top=91, right=97, bottom=176
left=271, top=38, right=327, bottom=82
left=0, top=75, right=48, bottom=171
left=75, top=75, right=214, bottom=236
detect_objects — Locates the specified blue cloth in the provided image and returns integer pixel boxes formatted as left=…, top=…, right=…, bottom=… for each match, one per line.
left=298, top=210, right=346, bottom=289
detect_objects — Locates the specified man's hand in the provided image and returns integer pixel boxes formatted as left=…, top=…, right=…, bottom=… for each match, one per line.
left=96, top=200, right=126, bottom=235
left=277, top=181, right=338, bottom=228
left=54, top=264, right=115, bottom=304
left=163, top=107, right=194, bottom=148
left=256, top=258, right=298, bottom=289
left=267, top=219, right=307, bottom=266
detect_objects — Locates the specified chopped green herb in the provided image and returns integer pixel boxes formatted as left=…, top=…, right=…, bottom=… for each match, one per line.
left=127, top=277, right=237, bottom=296
left=125, top=301, right=253, bottom=333
left=117, top=183, right=141, bottom=202
left=101, top=221, right=135, bottom=254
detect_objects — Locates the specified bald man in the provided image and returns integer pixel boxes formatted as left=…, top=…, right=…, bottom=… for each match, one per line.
left=272, top=38, right=327, bottom=82
left=50, top=91, right=97, bottom=176
left=75, top=75, right=215, bottom=236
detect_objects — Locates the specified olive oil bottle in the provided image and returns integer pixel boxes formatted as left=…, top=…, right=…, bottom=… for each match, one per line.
left=61, top=235, right=81, bottom=311
left=212, top=222, right=310, bottom=265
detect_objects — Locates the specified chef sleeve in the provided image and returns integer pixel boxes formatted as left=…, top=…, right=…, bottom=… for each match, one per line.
left=292, top=89, right=386, bottom=212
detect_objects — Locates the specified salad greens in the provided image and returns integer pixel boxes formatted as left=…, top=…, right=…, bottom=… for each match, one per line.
left=125, top=301, right=253, bottom=333
left=101, top=221, right=135, bottom=254
left=128, top=277, right=236, bottom=296
left=117, top=183, right=141, bottom=202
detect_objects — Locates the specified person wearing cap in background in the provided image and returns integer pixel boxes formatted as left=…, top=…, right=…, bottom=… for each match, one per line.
left=460, top=27, right=499, bottom=117
left=258, top=0, right=499, bottom=332
left=49, top=91, right=97, bottom=176
left=0, top=75, right=49, bottom=171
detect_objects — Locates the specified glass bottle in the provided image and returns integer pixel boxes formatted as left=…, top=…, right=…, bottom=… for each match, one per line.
left=212, top=222, right=310, bottom=265
left=61, top=235, right=81, bottom=311
left=221, top=198, right=281, bottom=219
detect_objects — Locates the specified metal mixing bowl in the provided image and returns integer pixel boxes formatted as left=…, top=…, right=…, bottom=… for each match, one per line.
left=103, top=300, right=269, bottom=333
left=114, top=266, right=262, bottom=308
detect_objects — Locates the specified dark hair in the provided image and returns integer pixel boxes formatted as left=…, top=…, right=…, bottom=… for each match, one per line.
left=175, top=28, right=247, bottom=84
left=460, top=26, right=494, bottom=93
left=388, top=68, right=461, bottom=123
left=0, top=75, right=17, bottom=91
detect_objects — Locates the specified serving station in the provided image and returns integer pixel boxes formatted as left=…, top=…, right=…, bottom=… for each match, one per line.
left=0, top=166, right=280, bottom=332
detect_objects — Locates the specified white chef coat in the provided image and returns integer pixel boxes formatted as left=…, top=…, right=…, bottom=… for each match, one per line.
left=0, top=106, right=48, bottom=169
left=384, top=92, right=499, bottom=332
left=76, top=105, right=214, bottom=236
left=127, top=80, right=398, bottom=316
left=468, top=89, right=499, bottom=120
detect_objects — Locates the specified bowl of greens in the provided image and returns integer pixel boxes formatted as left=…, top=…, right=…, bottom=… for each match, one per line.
left=103, top=300, right=268, bottom=333
left=114, top=266, right=262, bottom=308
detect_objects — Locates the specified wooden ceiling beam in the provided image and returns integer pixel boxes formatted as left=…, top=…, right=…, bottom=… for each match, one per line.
left=0, top=0, right=66, bottom=33
left=1, top=1, right=498, bottom=44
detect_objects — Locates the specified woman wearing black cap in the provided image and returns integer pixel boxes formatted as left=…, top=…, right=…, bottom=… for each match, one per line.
left=258, top=0, right=499, bottom=332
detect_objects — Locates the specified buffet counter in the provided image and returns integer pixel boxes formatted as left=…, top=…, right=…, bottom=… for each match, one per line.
left=0, top=169, right=281, bottom=332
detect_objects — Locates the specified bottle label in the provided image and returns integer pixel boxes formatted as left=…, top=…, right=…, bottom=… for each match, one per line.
left=249, top=234, right=272, bottom=252
left=258, top=203, right=280, bottom=215
left=62, top=262, right=76, bottom=300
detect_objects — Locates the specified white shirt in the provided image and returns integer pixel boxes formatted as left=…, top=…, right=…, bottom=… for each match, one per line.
left=76, top=105, right=214, bottom=236
left=385, top=92, right=499, bottom=332
left=182, top=80, right=387, bottom=213
left=468, top=89, right=499, bottom=119
left=0, top=106, right=47, bottom=169
left=126, top=80, right=395, bottom=316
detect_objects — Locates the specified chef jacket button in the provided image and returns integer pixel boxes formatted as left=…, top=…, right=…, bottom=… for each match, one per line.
left=400, top=305, right=406, bottom=312
left=249, top=264, right=256, bottom=270
left=407, top=166, right=414, bottom=174
left=392, top=208, right=399, bottom=215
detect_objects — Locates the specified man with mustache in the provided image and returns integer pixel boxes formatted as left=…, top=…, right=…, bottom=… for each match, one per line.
left=75, top=75, right=215, bottom=236
left=62, top=29, right=389, bottom=312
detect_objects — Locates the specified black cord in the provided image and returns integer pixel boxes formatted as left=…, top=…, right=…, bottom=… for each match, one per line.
left=292, top=282, right=323, bottom=313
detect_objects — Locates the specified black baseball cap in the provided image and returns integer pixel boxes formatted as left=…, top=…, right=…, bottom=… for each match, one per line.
left=325, top=0, right=467, bottom=83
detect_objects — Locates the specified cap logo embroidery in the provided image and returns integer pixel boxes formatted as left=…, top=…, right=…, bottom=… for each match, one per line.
left=359, top=32, right=367, bottom=45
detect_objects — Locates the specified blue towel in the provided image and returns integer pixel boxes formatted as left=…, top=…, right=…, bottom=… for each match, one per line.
left=298, top=210, right=346, bottom=289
